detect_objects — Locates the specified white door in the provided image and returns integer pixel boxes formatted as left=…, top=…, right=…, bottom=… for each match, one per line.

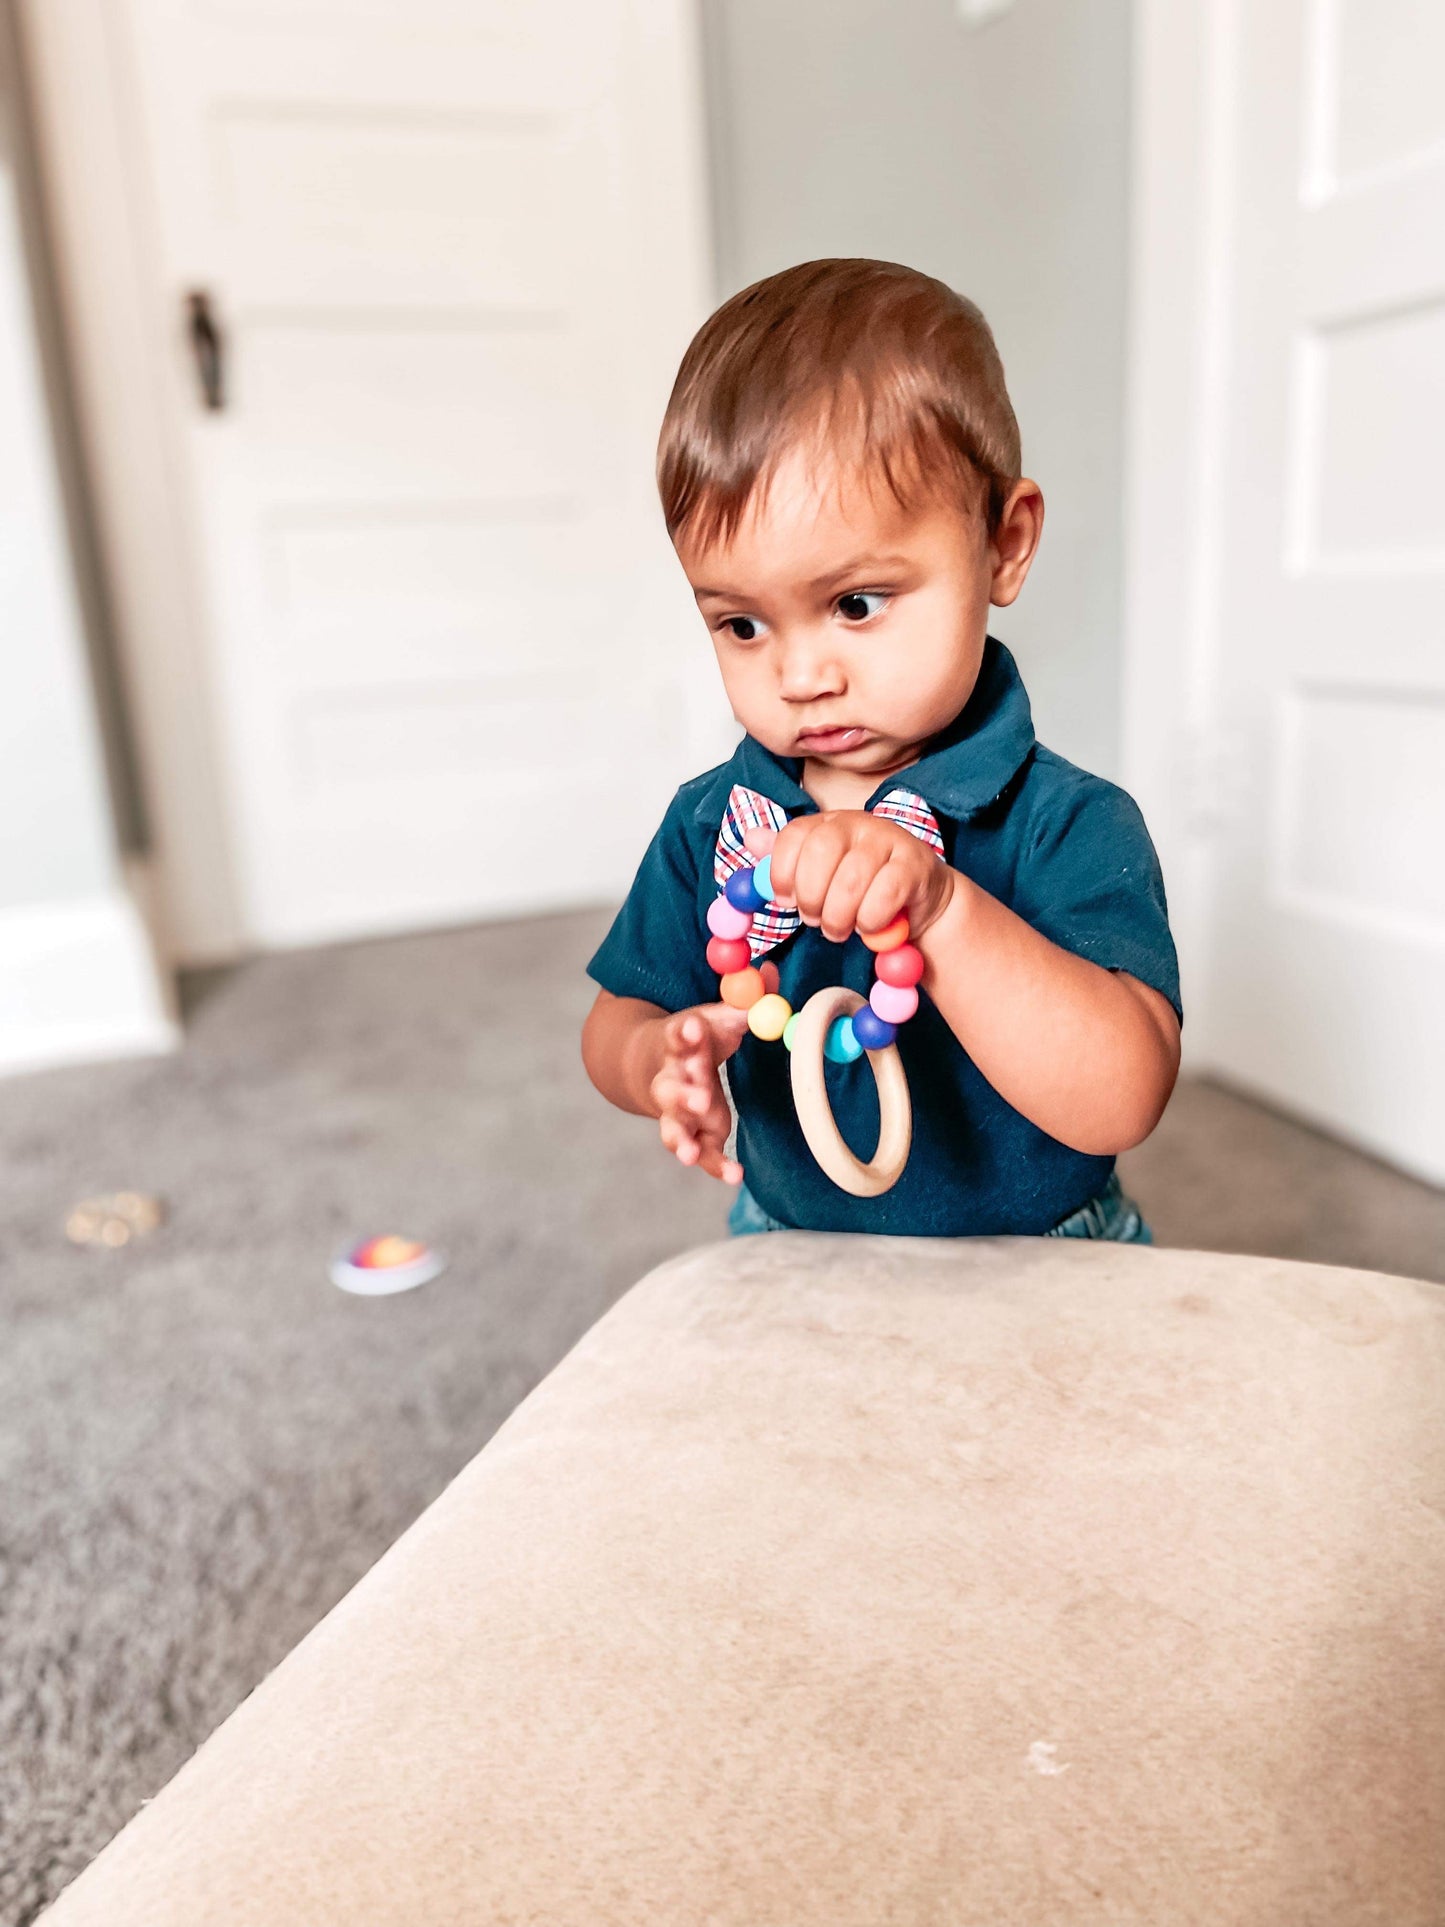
left=1191, top=0, right=1445, bottom=1183
left=103, top=0, right=716, bottom=951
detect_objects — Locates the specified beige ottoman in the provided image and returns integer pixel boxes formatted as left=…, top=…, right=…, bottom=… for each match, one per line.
left=42, top=1238, right=1445, bottom=1925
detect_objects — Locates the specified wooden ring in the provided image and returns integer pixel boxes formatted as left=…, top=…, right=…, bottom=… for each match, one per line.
left=788, top=986, right=912, bottom=1198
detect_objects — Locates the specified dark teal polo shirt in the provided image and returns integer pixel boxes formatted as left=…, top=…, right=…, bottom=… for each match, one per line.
left=588, top=638, right=1180, bottom=1236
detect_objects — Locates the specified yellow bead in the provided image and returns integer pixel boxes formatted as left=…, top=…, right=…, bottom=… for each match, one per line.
left=747, top=992, right=793, bottom=1041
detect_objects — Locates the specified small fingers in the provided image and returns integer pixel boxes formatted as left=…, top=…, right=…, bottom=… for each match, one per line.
left=791, top=820, right=852, bottom=926
left=855, top=859, right=911, bottom=940
left=818, top=847, right=884, bottom=943
left=661, top=1109, right=740, bottom=1183
left=659, top=1113, right=701, bottom=1166
left=654, top=1069, right=713, bottom=1127
left=663, top=1009, right=702, bottom=1052
left=697, top=1143, right=744, bottom=1184
left=669, top=1007, right=749, bottom=1081
left=701, top=1003, right=751, bottom=1061
left=662, top=1015, right=716, bottom=1091
left=765, top=817, right=810, bottom=905
left=696, top=1087, right=735, bottom=1143
left=694, top=1105, right=743, bottom=1182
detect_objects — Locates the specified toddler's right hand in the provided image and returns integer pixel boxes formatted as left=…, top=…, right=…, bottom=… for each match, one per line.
left=650, top=1004, right=750, bottom=1183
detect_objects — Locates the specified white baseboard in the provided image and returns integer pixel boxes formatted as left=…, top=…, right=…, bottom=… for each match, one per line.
left=0, top=881, right=179, bottom=1077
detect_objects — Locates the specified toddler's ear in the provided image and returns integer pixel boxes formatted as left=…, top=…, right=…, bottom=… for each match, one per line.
left=989, top=480, right=1044, bottom=608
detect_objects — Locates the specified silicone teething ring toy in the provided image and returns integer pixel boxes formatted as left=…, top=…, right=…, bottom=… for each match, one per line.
left=705, top=841, right=920, bottom=1197
left=787, top=985, right=913, bottom=1197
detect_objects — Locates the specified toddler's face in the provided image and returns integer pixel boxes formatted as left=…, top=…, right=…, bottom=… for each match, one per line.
left=675, top=446, right=1036, bottom=784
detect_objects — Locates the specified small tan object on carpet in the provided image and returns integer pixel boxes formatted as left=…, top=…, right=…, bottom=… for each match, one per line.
left=42, top=1238, right=1445, bottom=1925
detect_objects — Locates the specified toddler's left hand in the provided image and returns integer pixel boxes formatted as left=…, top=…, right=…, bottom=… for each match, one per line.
left=767, top=811, right=955, bottom=946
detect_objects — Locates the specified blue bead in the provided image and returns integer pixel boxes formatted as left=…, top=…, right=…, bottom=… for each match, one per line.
left=851, top=1005, right=897, bottom=1050
left=724, top=865, right=765, bottom=913
left=824, top=1015, right=864, bottom=1064
left=752, top=854, right=774, bottom=902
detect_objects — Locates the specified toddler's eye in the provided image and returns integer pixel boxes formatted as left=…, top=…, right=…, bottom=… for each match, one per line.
left=837, top=591, right=888, bottom=623
left=720, top=614, right=767, bottom=642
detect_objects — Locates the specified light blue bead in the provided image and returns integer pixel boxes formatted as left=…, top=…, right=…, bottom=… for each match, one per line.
left=824, top=1015, right=863, bottom=1064
left=752, top=854, right=774, bottom=902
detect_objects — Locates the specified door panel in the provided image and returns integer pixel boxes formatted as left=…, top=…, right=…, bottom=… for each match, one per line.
left=1205, top=0, right=1445, bottom=1181
left=114, top=0, right=717, bottom=947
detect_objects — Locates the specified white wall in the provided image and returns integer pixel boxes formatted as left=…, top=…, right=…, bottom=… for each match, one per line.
left=0, top=64, right=115, bottom=907
left=0, top=8, right=173, bottom=1070
left=701, top=0, right=1132, bottom=780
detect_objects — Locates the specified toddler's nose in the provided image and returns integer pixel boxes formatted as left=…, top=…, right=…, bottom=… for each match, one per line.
left=777, top=630, right=845, bottom=703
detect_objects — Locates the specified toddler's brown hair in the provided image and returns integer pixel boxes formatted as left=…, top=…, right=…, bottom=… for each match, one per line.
left=657, top=258, right=1021, bottom=549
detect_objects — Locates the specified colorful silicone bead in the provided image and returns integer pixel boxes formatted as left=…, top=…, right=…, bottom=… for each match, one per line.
left=782, top=1011, right=801, bottom=1052
left=752, top=855, right=774, bottom=902
left=747, top=992, right=792, bottom=1041
left=851, top=1005, right=897, bottom=1050
left=870, top=980, right=919, bottom=1024
left=720, top=967, right=765, bottom=1010
left=724, top=866, right=766, bottom=914
left=759, top=960, right=780, bottom=994
left=707, top=896, right=753, bottom=940
left=707, top=934, right=752, bottom=974
left=824, top=1015, right=863, bottom=1064
left=876, top=941, right=924, bottom=988
left=743, top=824, right=779, bottom=858
left=860, top=913, right=911, bottom=953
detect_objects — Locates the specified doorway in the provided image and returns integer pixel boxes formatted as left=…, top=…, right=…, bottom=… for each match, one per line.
left=1126, top=0, right=1445, bottom=1185
left=21, top=0, right=724, bottom=963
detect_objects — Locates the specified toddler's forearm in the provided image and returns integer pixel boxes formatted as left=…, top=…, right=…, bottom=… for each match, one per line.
left=916, top=875, right=1179, bottom=1155
left=581, top=991, right=669, bottom=1117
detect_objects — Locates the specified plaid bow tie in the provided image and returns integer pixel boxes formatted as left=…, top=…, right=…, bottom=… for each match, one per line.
left=714, top=783, right=945, bottom=961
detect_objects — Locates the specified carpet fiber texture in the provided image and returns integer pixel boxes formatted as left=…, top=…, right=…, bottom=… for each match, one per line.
left=2, top=909, right=1441, bottom=1924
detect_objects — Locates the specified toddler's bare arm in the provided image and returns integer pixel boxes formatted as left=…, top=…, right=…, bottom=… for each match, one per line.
left=917, top=874, right=1179, bottom=1155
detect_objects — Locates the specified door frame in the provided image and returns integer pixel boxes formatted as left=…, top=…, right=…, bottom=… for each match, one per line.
left=17, top=0, right=718, bottom=967
left=1120, top=0, right=1240, bottom=1070
left=17, top=0, right=244, bottom=964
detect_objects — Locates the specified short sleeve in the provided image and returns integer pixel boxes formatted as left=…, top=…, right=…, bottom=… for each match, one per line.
left=1015, top=771, right=1182, bottom=1020
left=586, top=788, right=718, bottom=1013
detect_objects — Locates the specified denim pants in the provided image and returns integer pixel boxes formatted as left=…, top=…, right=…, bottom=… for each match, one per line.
left=727, top=1169, right=1153, bottom=1243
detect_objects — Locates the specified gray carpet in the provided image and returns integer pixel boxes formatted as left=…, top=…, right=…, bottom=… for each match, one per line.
left=2, top=907, right=1441, bottom=1924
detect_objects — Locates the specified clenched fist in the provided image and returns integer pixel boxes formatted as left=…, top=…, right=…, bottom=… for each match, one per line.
left=767, top=810, right=954, bottom=945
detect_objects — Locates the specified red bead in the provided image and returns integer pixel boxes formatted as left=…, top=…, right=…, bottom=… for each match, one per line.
left=707, top=935, right=752, bottom=974
left=876, top=942, right=924, bottom=988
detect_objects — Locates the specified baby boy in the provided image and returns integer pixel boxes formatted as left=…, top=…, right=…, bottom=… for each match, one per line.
left=582, top=259, right=1180, bottom=1239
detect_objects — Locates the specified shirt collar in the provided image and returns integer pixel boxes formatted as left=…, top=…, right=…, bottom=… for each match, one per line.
left=730, top=636, right=1036, bottom=824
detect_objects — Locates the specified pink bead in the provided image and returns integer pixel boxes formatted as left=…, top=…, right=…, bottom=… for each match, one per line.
left=707, top=935, right=752, bottom=974
left=743, top=824, right=778, bottom=858
left=707, top=896, right=753, bottom=940
left=870, top=980, right=919, bottom=1025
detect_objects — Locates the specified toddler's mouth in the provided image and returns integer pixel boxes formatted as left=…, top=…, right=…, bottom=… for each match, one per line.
left=794, top=725, right=872, bottom=755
